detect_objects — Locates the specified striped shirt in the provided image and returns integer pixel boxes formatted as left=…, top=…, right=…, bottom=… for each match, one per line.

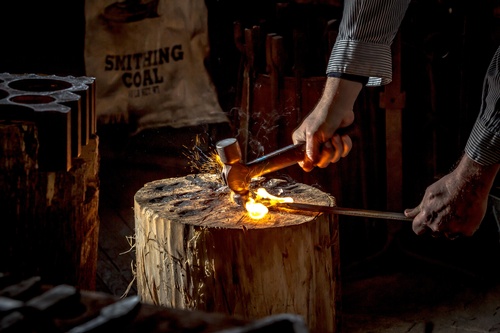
left=326, top=0, right=411, bottom=86
left=327, top=0, right=499, bottom=165
left=465, top=47, right=500, bottom=165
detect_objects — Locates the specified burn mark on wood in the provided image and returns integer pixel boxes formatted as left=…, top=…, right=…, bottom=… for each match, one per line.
left=177, top=207, right=211, bottom=217
left=185, top=174, right=224, bottom=191
left=149, top=196, right=172, bottom=204
left=172, top=200, right=194, bottom=208
left=154, top=182, right=183, bottom=191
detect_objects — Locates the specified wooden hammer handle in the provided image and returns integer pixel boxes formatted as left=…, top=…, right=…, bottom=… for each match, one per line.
left=246, top=143, right=305, bottom=178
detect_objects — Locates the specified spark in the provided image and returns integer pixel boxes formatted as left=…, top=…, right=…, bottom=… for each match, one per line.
left=182, top=135, right=223, bottom=176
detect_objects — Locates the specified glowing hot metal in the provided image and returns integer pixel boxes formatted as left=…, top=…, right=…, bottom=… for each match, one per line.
left=244, top=188, right=294, bottom=220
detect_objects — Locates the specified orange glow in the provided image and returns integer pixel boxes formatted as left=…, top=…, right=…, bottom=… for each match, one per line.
left=245, top=188, right=294, bottom=220
left=245, top=198, right=268, bottom=220
left=214, top=153, right=223, bottom=167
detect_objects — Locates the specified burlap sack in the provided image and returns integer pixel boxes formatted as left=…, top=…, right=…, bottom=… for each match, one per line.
left=84, top=0, right=228, bottom=133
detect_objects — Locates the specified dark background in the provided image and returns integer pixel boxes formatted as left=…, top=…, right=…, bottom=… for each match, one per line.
left=1, top=0, right=499, bottom=278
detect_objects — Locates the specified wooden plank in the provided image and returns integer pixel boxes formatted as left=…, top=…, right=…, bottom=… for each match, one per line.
left=96, top=249, right=136, bottom=297
left=380, top=32, right=405, bottom=212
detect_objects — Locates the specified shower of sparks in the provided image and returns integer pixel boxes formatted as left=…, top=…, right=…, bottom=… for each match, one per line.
left=183, top=135, right=223, bottom=176
left=182, top=135, right=295, bottom=221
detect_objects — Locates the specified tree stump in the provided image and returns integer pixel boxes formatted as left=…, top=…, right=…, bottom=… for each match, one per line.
left=0, top=74, right=99, bottom=290
left=0, top=122, right=100, bottom=289
left=134, top=173, right=341, bottom=333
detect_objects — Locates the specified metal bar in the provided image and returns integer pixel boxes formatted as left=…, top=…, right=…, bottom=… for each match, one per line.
left=278, top=202, right=412, bottom=221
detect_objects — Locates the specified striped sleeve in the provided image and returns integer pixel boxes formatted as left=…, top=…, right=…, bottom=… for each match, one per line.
left=464, top=45, right=500, bottom=165
left=326, top=0, right=411, bottom=87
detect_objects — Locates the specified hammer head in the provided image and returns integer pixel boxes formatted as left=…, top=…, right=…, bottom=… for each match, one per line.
left=216, top=138, right=251, bottom=203
left=216, top=138, right=307, bottom=204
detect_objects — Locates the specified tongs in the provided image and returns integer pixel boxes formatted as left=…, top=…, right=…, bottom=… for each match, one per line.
left=277, top=202, right=412, bottom=221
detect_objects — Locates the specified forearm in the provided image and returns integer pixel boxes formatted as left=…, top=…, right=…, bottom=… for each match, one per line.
left=454, top=155, right=499, bottom=195
left=319, top=77, right=362, bottom=126
left=292, top=77, right=362, bottom=168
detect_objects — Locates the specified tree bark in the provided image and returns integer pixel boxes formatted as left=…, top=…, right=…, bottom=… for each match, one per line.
left=134, top=173, right=341, bottom=333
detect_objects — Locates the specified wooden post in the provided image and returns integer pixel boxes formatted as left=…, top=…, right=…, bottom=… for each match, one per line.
left=134, top=174, right=341, bottom=333
left=380, top=32, right=405, bottom=212
left=380, top=32, right=406, bottom=246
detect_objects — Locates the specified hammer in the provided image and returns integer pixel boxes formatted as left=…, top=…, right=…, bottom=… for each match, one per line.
left=216, top=138, right=305, bottom=203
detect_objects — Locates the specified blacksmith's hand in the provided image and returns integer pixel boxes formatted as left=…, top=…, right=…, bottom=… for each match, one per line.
left=292, top=77, right=361, bottom=172
left=404, top=155, right=498, bottom=239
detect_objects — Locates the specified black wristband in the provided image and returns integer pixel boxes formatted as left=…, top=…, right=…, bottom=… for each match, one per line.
left=327, top=72, right=369, bottom=85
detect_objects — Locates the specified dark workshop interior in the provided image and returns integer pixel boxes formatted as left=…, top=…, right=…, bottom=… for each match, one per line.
left=1, top=0, right=500, bottom=332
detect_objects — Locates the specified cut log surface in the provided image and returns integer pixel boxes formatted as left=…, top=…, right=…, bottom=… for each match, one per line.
left=134, top=173, right=341, bottom=333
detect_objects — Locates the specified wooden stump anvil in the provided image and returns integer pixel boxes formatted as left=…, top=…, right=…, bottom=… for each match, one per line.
left=134, top=173, right=341, bottom=333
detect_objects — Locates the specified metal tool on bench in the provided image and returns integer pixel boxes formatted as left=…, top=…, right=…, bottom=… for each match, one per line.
left=68, top=295, right=141, bottom=333
left=0, top=281, right=80, bottom=332
left=215, top=137, right=412, bottom=222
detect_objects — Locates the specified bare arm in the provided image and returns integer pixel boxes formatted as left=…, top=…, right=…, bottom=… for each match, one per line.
left=292, top=77, right=361, bottom=171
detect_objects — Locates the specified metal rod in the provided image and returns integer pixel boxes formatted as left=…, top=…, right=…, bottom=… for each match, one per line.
left=278, top=202, right=412, bottom=222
